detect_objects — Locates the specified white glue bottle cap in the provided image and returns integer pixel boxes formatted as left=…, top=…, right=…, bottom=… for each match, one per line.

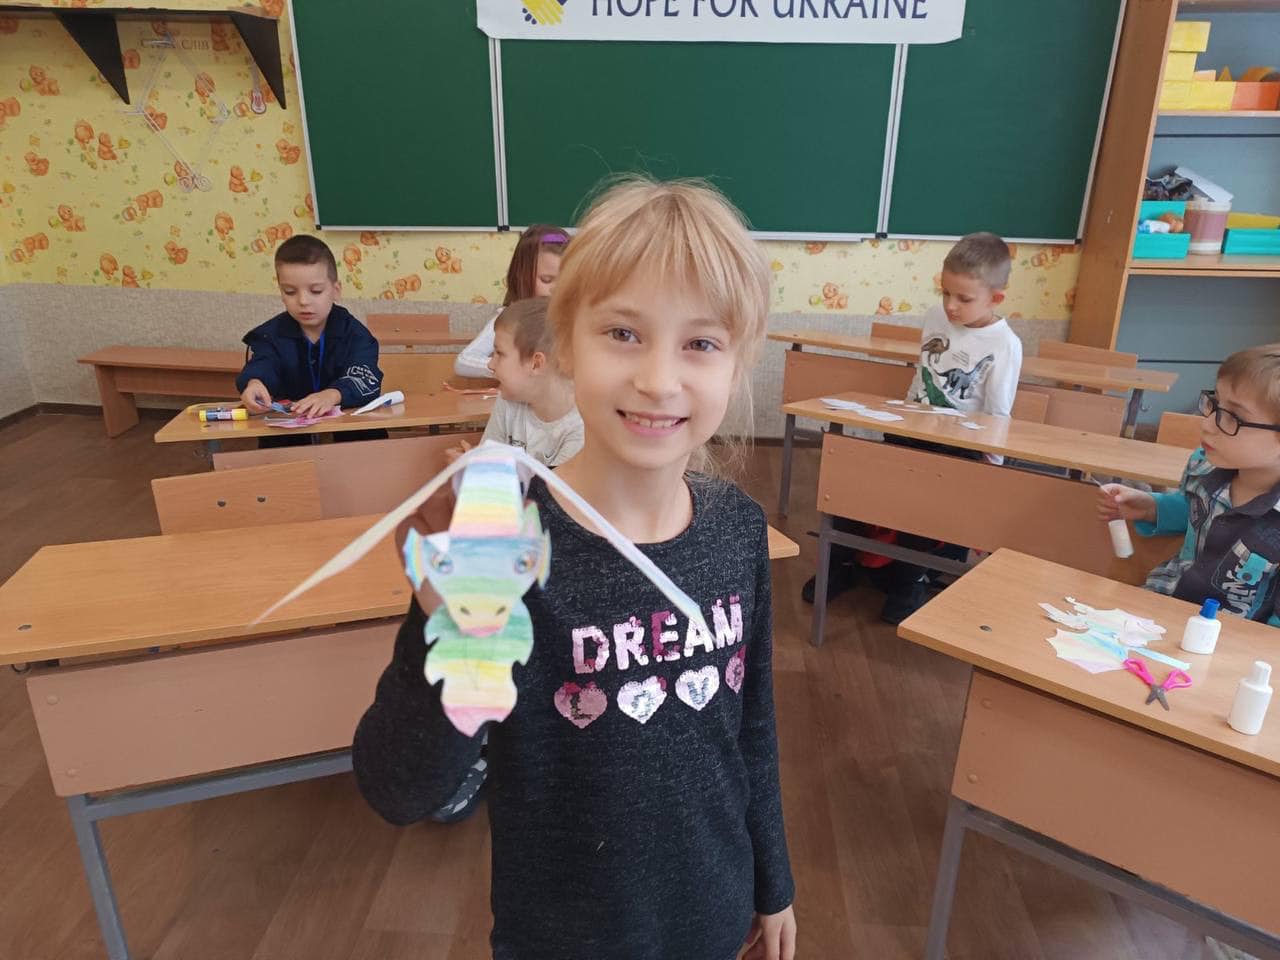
left=1228, top=660, right=1273, bottom=736
left=1108, top=518, right=1133, bottom=558
left=1180, top=598, right=1221, bottom=655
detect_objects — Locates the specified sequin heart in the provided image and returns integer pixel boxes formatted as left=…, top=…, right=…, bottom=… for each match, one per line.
left=616, top=676, right=667, bottom=724
left=675, top=665, right=720, bottom=711
left=554, top=681, right=607, bottom=729
left=725, top=648, right=746, bottom=693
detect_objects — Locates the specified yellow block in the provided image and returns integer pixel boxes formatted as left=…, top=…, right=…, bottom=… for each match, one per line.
left=1165, top=52, right=1198, bottom=81
left=1170, top=20, right=1211, bottom=53
left=1227, top=212, right=1280, bottom=230
left=1159, top=81, right=1192, bottom=110
left=1186, top=80, right=1237, bottom=110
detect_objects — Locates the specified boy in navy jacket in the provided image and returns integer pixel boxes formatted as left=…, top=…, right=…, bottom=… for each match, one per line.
left=237, top=235, right=383, bottom=422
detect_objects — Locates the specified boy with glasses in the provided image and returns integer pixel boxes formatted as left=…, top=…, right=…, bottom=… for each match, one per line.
left=1098, top=345, right=1280, bottom=623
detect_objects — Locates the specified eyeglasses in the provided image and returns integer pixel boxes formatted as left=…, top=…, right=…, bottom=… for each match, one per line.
left=1198, top=390, right=1280, bottom=437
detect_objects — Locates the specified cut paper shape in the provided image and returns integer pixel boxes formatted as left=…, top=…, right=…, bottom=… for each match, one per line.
left=960, top=421, right=984, bottom=430
left=675, top=665, right=720, bottom=711
left=885, top=399, right=906, bottom=405
left=618, top=676, right=667, bottom=724
left=817, top=397, right=904, bottom=422
left=353, top=390, right=404, bottom=415
left=1041, top=596, right=1190, bottom=675
left=725, top=647, right=746, bottom=693
left=265, top=408, right=344, bottom=429
left=554, top=681, right=608, bottom=729
left=254, top=443, right=711, bottom=737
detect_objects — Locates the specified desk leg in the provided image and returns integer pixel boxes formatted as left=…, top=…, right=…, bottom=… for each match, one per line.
left=809, top=513, right=834, bottom=648
left=778, top=413, right=796, bottom=517
left=93, top=366, right=140, bottom=438
left=923, top=795, right=969, bottom=960
left=67, top=795, right=130, bottom=960
left=1122, top=388, right=1145, bottom=438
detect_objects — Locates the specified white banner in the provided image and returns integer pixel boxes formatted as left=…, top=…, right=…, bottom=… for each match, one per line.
left=478, top=0, right=965, bottom=44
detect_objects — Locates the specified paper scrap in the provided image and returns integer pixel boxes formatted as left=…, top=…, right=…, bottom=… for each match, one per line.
left=353, top=390, right=405, bottom=415
left=264, top=408, right=344, bottom=429
left=960, top=421, right=983, bottom=430
left=818, top=397, right=904, bottom=422
left=1041, top=597, right=1189, bottom=674
left=885, top=400, right=906, bottom=406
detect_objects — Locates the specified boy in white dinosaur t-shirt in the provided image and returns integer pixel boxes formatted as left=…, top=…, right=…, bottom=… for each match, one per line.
left=804, top=233, right=1024, bottom=624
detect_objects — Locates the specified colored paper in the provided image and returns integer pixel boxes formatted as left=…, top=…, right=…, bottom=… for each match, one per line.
left=255, top=443, right=712, bottom=736
left=1041, top=596, right=1190, bottom=674
left=264, top=408, right=344, bottom=429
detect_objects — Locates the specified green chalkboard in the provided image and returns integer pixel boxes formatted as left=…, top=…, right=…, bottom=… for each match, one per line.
left=292, top=0, right=497, bottom=228
left=888, top=0, right=1121, bottom=239
left=500, top=41, right=896, bottom=235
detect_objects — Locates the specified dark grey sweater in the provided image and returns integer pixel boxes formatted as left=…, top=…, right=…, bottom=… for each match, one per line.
left=352, top=475, right=794, bottom=960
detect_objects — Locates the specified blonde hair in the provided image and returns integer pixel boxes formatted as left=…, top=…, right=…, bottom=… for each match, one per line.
left=944, top=232, right=1012, bottom=290
left=1219, top=343, right=1280, bottom=420
left=494, top=297, right=553, bottom=361
left=548, top=176, right=770, bottom=475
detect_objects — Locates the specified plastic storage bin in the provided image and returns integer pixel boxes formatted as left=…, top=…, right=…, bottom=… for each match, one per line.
left=1222, top=229, right=1280, bottom=256
left=1134, top=201, right=1191, bottom=259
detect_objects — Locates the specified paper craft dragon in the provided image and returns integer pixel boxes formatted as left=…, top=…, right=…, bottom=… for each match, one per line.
left=256, top=442, right=709, bottom=737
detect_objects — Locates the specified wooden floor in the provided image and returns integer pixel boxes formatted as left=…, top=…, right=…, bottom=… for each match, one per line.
left=0, top=413, right=1205, bottom=960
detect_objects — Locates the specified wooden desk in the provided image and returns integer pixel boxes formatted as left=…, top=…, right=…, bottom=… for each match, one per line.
left=78, top=346, right=242, bottom=438
left=152, top=392, right=494, bottom=448
left=900, top=550, right=1280, bottom=959
left=784, top=390, right=1190, bottom=488
left=768, top=329, right=1180, bottom=396
left=3, top=512, right=798, bottom=959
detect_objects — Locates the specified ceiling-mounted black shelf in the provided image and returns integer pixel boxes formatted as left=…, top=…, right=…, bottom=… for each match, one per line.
left=0, top=4, right=285, bottom=108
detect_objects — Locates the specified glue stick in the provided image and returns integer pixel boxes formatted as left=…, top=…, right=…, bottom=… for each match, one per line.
left=198, top=407, right=248, bottom=422
left=1108, top=518, right=1134, bottom=558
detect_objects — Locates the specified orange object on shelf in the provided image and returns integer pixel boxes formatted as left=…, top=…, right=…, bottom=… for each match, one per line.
left=1231, top=82, right=1280, bottom=111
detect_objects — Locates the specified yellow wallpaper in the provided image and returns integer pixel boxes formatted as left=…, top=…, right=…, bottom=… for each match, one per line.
left=0, top=3, right=1079, bottom=319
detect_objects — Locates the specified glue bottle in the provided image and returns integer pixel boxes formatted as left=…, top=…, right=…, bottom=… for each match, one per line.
left=1108, top=519, right=1133, bottom=558
left=1180, top=598, right=1221, bottom=654
left=1227, top=661, right=1273, bottom=736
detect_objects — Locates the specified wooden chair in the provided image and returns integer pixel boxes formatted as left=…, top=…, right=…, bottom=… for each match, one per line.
left=213, top=433, right=483, bottom=518
left=151, top=461, right=322, bottom=535
left=1157, top=411, right=1202, bottom=450
left=871, top=321, right=921, bottom=343
left=1038, top=341, right=1138, bottom=369
left=1017, top=383, right=1127, bottom=436
left=365, top=313, right=454, bottom=348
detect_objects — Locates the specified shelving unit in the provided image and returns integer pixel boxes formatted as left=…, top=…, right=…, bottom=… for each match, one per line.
left=1071, top=0, right=1280, bottom=348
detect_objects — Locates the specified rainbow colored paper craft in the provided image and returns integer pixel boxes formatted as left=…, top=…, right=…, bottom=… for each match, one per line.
left=255, top=442, right=710, bottom=738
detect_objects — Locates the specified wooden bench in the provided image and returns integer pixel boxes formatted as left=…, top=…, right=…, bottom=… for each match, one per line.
left=78, top=346, right=242, bottom=438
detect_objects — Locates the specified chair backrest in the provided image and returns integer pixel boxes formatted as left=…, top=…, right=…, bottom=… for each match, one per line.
left=1009, top=390, right=1049, bottom=424
left=1017, top=383, right=1127, bottom=436
left=871, top=321, right=922, bottom=343
left=151, top=461, right=322, bottom=535
left=820, top=432, right=1179, bottom=585
left=365, top=313, right=452, bottom=347
left=378, top=353, right=459, bottom=393
left=213, top=432, right=484, bottom=518
left=782, top=350, right=914, bottom=403
left=1157, top=411, right=1202, bottom=450
left=1038, top=340, right=1138, bottom=369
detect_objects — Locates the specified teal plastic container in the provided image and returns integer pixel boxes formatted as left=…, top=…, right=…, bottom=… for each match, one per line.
left=1133, top=201, right=1190, bottom=259
left=1222, top=228, right=1280, bottom=256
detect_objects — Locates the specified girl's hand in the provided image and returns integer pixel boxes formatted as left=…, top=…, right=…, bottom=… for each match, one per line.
left=291, top=388, right=342, bottom=418
left=1097, top=483, right=1156, bottom=524
left=394, top=484, right=457, bottom=615
left=740, top=906, right=797, bottom=960
left=445, top=439, right=473, bottom=465
left=240, top=378, right=272, bottom=414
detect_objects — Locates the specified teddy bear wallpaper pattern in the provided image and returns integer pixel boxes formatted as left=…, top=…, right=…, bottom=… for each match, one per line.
left=0, top=2, right=1078, bottom=320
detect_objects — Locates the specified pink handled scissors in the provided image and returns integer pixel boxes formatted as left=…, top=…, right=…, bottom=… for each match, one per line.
left=1123, top=658, right=1192, bottom=711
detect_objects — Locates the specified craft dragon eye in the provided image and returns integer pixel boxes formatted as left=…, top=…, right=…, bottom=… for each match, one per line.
left=514, top=550, right=537, bottom=574
left=430, top=553, right=454, bottom=575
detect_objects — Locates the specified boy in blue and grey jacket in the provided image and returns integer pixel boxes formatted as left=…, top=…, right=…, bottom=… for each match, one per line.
left=1100, top=345, right=1280, bottom=624
left=237, top=234, right=383, bottom=421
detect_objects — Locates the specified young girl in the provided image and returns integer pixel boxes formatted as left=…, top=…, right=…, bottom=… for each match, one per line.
left=353, top=179, right=797, bottom=960
left=454, top=224, right=569, bottom=379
